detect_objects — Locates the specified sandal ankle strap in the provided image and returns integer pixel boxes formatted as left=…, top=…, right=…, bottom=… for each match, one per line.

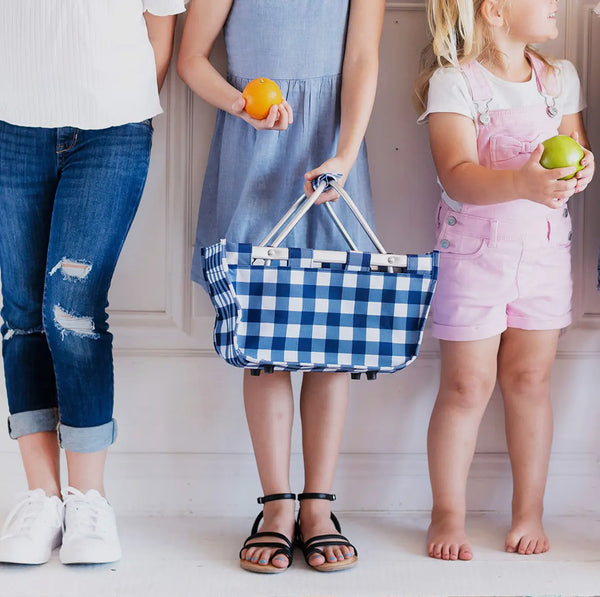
left=257, top=492, right=296, bottom=504
left=297, top=492, right=336, bottom=502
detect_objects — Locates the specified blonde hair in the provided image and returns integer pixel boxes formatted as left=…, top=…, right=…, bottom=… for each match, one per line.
left=414, top=0, right=556, bottom=112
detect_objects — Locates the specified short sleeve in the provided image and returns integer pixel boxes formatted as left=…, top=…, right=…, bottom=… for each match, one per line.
left=143, top=0, right=187, bottom=16
left=418, top=67, right=476, bottom=124
left=556, top=59, right=585, bottom=115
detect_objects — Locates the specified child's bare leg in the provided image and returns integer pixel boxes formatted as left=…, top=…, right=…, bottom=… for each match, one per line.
left=428, top=337, right=500, bottom=561
left=241, top=370, right=296, bottom=569
left=498, top=328, right=558, bottom=555
left=18, top=431, right=61, bottom=497
left=66, top=449, right=107, bottom=495
left=299, top=371, right=351, bottom=567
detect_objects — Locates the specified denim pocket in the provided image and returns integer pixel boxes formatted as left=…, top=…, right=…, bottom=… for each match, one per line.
left=436, top=225, right=487, bottom=259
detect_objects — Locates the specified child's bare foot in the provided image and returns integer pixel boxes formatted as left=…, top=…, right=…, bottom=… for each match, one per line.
left=427, top=512, right=473, bottom=561
left=505, top=516, right=549, bottom=555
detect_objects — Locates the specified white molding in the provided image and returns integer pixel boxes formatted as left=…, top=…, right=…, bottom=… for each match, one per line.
left=0, top=452, right=596, bottom=516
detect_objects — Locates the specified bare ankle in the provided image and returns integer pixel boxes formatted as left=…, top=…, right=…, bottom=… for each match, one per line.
left=512, top=505, right=544, bottom=523
left=261, top=499, right=295, bottom=522
left=430, top=508, right=465, bottom=525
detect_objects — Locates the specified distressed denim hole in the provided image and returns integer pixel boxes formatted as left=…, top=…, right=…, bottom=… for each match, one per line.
left=53, top=305, right=99, bottom=340
left=49, top=258, right=92, bottom=280
left=3, top=325, right=44, bottom=341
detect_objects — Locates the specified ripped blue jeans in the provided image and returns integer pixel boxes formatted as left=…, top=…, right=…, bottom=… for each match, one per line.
left=0, top=120, right=152, bottom=452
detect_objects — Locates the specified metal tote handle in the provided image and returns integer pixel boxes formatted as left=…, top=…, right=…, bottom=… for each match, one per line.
left=259, top=176, right=388, bottom=254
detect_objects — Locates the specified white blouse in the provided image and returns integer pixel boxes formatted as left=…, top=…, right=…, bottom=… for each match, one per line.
left=0, top=1, right=186, bottom=129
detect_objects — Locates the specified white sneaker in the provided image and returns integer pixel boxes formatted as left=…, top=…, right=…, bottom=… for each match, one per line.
left=0, top=489, right=63, bottom=564
left=59, top=487, right=122, bottom=564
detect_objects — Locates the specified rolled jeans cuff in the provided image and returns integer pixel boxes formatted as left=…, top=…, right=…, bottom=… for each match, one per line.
left=58, top=419, right=118, bottom=453
left=8, top=407, right=59, bottom=439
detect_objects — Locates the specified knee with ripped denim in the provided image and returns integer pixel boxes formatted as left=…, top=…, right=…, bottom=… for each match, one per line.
left=47, top=257, right=100, bottom=340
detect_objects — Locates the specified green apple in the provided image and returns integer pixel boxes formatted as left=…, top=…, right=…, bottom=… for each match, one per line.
left=540, top=134, right=585, bottom=180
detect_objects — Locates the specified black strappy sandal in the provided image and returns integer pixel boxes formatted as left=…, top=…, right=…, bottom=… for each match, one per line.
left=239, top=493, right=296, bottom=574
left=296, top=492, right=358, bottom=572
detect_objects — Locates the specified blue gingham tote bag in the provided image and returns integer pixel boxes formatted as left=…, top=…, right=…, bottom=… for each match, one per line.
left=202, top=175, right=439, bottom=379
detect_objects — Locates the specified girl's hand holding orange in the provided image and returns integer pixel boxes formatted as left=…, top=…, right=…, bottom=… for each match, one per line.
left=231, top=77, right=293, bottom=131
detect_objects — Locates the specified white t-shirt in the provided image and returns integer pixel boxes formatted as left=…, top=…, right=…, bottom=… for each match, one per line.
left=419, top=59, right=584, bottom=124
left=0, top=1, right=187, bottom=129
left=419, top=59, right=585, bottom=210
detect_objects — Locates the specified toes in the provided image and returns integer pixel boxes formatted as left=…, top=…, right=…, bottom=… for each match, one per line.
left=518, top=538, right=530, bottom=555
left=542, top=539, right=550, bottom=553
left=246, top=547, right=269, bottom=565
left=310, top=544, right=354, bottom=567
left=271, top=554, right=289, bottom=568
left=458, top=544, right=473, bottom=561
left=254, top=547, right=267, bottom=565
left=430, top=543, right=443, bottom=559
left=428, top=540, right=472, bottom=561
left=505, top=535, right=517, bottom=553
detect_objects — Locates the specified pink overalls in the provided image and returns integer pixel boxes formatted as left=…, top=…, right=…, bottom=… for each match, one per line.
left=432, top=55, right=573, bottom=341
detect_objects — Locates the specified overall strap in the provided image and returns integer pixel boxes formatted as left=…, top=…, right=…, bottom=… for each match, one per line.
left=460, top=61, right=493, bottom=126
left=527, top=51, right=560, bottom=118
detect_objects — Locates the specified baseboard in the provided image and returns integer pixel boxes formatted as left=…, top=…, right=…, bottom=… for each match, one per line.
left=0, top=452, right=597, bottom=516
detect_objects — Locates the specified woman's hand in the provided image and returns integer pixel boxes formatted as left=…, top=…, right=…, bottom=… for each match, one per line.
left=304, top=157, right=353, bottom=204
left=231, top=96, right=293, bottom=131
left=571, top=132, right=595, bottom=194
left=514, top=144, right=578, bottom=208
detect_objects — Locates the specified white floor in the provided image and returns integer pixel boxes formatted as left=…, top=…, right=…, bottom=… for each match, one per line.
left=1, top=512, right=599, bottom=597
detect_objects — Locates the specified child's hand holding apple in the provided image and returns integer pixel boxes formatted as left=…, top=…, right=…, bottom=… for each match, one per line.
left=539, top=134, right=595, bottom=194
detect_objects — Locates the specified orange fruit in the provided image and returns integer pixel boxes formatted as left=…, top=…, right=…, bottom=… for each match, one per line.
left=242, top=78, right=283, bottom=120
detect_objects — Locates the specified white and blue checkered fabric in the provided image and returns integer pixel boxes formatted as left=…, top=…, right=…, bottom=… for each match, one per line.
left=202, top=240, right=439, bottom=374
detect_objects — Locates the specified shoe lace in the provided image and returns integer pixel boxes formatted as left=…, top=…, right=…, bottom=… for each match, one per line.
left=62, top=487, right=108, bottom=538
left=2, top=490, right=61, bottom=537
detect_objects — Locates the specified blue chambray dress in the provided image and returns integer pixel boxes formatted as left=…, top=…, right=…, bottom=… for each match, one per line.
left=190, top=0, right=376, bottom=286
